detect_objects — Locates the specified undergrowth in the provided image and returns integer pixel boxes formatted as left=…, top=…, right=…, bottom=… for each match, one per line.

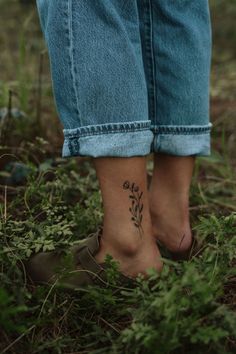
left=0, top=140, right=235, bottom=353
left=0, top=1, right=235, bottom=353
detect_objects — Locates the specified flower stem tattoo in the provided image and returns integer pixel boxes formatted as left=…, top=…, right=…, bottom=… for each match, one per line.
left=123, top=180, right=144, bottom=239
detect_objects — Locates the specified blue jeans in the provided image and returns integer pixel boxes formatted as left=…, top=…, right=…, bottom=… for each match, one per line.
left=36, top=0, right=212, bottom=158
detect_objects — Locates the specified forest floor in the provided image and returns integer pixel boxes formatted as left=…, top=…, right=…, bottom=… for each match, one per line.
left=0, top=1, right=235, bottom=353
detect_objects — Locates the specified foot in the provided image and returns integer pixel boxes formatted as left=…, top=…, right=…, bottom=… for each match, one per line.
left=95, top=227, right=163, bottom=279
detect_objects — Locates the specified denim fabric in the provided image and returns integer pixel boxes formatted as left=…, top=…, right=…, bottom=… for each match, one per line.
left=36, top=0, right=212, bottom=158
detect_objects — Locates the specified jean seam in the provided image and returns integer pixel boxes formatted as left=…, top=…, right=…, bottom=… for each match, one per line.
left=151, top=125, right=212, bottom=135
left=143, top=0, right=156, bottom=125
left=65, top=127, right=151, bottom=138
left=68, top=0, right=82, bottom=127
left=64, top=121, right=151, bottom=137
left=149, top=0, right=157, bottom=126
left=156, top=132, right=210, bottom=135
left=68, top=138, right=80, bottom=156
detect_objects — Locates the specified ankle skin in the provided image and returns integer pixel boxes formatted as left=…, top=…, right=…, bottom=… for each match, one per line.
left=95, top=228, right=163, bottom=278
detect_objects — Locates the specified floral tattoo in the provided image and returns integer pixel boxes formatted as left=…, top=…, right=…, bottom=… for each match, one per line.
left=123, top=180, right=144, bottom=238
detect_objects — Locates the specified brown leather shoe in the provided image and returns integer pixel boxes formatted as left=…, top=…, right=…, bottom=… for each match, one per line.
left=24, top=228, right=137, bottom=289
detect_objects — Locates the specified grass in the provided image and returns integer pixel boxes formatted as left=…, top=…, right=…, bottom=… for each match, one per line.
left=0, top=0, right=236, bottom=353
left=0, top=155, right=235, bottom=353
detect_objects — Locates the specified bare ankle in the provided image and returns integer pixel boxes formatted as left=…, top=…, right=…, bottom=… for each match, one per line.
left=149, top=198, right=192, bottom=253
left=100, top=228, right=155, bottom=257
left=95, top=229, right=163, bottom=277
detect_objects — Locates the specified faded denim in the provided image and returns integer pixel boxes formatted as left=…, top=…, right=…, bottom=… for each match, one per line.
left=36, top=0, right=212, bottom=158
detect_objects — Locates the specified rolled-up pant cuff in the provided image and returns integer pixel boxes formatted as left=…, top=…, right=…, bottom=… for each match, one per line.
left=151, top=124, right=212, bottom=156
left=62, top=121, right=154, bottom=158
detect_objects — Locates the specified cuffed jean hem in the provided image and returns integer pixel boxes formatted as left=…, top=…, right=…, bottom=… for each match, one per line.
left=151, top=124, right=212, bottom=156
left=62, top=121, right=154, bottom=158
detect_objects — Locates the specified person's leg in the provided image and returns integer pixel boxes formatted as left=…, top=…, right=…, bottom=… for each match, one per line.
left=148, top=155, right=194, bottom=252
left=137, top=0, right=212, bottom=252
left=93, top=156, right=162, bottom=277
left=35, top=0, right=162, bottom=278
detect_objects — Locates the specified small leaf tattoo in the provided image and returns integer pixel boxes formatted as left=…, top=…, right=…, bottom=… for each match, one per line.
left=123, top=180, right=144, bottom=239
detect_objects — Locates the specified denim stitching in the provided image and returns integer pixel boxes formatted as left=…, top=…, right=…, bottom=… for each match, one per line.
left=149, top=0, right=157, bottom=125
left=143, top=0, right=156, bottom=124
left=68, top=0, right=82, bottom=126
left=67, top=137, right=80, bottom=156
left=151, top=125, right=212, bottom=135
left=71, top=137, right=80, bottom=150
left=68, top=139, right=74, bottom=156
left=65, top=128, right=151, bottom=138
left=64, top=121, right=151, bottom=137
